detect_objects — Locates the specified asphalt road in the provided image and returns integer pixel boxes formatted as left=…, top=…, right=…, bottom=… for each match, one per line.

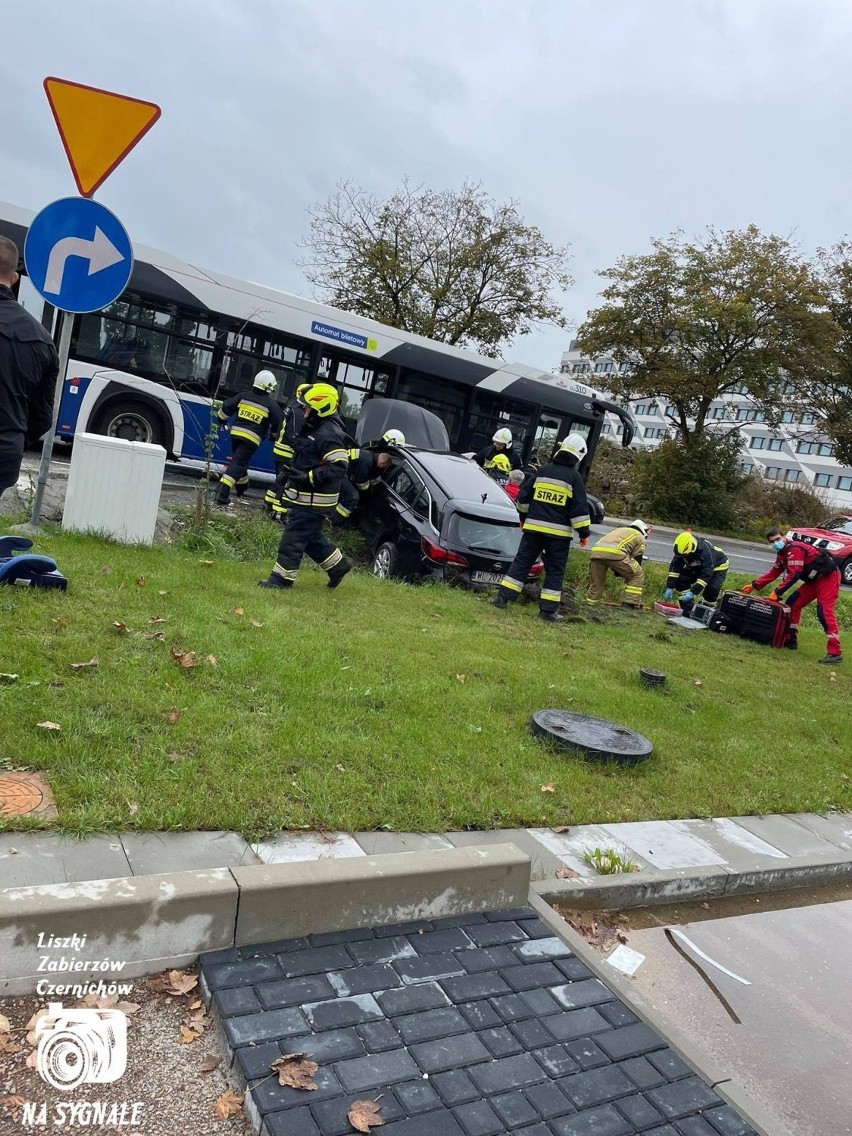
left=596, top=518, right=777, bottom=579
left=623, top=884, right=852, bottom=1136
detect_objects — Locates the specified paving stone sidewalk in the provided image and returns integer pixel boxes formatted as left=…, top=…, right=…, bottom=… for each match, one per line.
left=199, top=907, right=757, bottom=1136
left=1, top=813, right=850, bottom=888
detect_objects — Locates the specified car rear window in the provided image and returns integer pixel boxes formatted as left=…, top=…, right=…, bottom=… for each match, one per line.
left=447, top=514, right=522, bottom=557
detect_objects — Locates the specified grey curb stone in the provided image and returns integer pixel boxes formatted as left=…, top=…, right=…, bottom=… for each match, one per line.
left=232, top=844, right=530, bottom=947
left=532, top=850, right=852, bottom=908
left=0, top=868, right=238, bottom=995
left=525, top=890, right=793, bottom=1136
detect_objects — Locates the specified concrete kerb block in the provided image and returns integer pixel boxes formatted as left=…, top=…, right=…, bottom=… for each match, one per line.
left=231, top=843, right=531, bottom=947
left=0, top=868, right=238, bottom=995
left=525, top=892, right=790, bottom=1136
left=721, top=850, right=852, bottom=895
left=532, top=864, right=731, bottom=909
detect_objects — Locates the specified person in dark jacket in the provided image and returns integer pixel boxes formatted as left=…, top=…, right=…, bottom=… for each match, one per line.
left=0, top=236, right=59, bottom=497
left=335, top=448, right=393, bottom=521
left=491, top=433, right=591, bottom=623
left=259, top=383, right=352, bottom=590
left=265, top=382, right=309, bottom=517
left=215, top=371, right=283, bottom=505
left=742, top=528, right=842, bottom=663
left=474, top=427, right=523, bottom=473
left=663, top=532, right=729, bottom=617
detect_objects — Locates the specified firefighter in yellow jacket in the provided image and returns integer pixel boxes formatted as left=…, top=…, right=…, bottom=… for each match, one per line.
left=586, top=520, right=650, bottom=609
left=216, top=371, right=283, bottom=506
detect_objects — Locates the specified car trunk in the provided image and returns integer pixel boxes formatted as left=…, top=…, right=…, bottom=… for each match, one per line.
left=439, top=499, right=524, bottom=585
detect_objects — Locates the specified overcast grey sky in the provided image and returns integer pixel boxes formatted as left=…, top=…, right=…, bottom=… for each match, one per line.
left=5, top=0, right=852, bottom=369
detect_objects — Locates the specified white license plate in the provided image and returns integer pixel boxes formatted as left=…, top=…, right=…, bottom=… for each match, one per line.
left=471, top=571, right=504, bottom=585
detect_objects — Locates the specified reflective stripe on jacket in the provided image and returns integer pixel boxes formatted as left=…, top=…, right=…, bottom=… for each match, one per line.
left=515, top=454, right=590, bottom=541
left=591, top=526, right=646, bottom=564
left=280, top=413, right=349, bottom=512
left=218, top=391, right=283, bottom=448
left=666, top=537, right=728, bottom=596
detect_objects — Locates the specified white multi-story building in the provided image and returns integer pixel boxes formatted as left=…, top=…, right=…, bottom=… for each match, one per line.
left=557, top=343, right=852, bottom=510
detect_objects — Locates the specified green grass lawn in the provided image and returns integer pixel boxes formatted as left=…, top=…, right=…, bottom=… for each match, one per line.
left=1, top=519, right=849, bottom=839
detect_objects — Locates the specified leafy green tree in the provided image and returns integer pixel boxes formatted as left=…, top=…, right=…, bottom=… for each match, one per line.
left=300, top=179, right=573, bottom=357
left=632, top=433, right=747, bottom=530
left=576, top=226, right=838, bottom=447
left=811, top=242, right=852, bottom=466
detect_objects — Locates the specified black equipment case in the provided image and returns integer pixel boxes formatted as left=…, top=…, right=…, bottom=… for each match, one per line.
left=710, top=591, right=791, bottom=648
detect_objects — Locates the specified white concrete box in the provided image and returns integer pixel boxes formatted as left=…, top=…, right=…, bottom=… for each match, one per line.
left=62, top=432, right=166, bottom=545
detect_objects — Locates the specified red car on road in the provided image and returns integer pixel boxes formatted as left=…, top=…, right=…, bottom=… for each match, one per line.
left=786, top=514, right=852, bottom=586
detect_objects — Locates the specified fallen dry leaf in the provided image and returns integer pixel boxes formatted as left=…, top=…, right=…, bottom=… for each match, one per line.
left=198, top=559, right=215, bottom=567
left=0, top=1013, right=10, bottom=1033
left=147, top=616, right=167, bottom=625
left=168, top=708, right=182, bottom=725
left=70, top=657, right=98, bottom=670
left=158, top=589, right=169, bottom=596
left=147, top=631, right=166, bottom=641
left=455, top=674, right=466, bottom=683
left=116, top=1002, right=140, bottom=1015
left=189, top=1000, right=202, bottom=1011
left=0, top=1037, right=22, bottom=1055
left=80, top=993, right=120, bottom=1009
left=213, top=1091, right=243, bottom=1120
left=127, top=801, right=139, bottom=816
left=335, top=764, right=346, bottom=773
left=233, top=607, right=244, bottom=616
left=540, top=782, right=556, bottom=793
left=348, top=1099, right=384, bottom=1132
left=171, top=648, right=200, bottom=668
left=25, top=1051, right=38, bottom=1070
left=152, top=969, right=198, bottom=997
left=693, top=679, right=703, bottom=687
left=270, top=1053, right=319, bottom=1090
left=178, top=1025, right=199, bottom=1044
left=136, top=576, right=146, bottom=587
left=113, top=621, right=129, bottom=632
left=52, top=617, right=68, bottom=627
left=841, top=772, right=849, bottom=782
left=205, top=655, right=218, bottom=667
left=199, top=1055, right=221, bottom=1073
left=0, top=1096, right=28, bottom=1118
left=250, top=619, right=263, bottom=628
left=556, top=866, right=580, bottom=879
left=37, top=721, right=61, bottom=731
left=552, top=826, right=570, bottom=834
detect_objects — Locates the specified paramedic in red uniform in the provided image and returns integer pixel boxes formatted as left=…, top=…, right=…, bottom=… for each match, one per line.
left=742, top=527, right=842, bottom=664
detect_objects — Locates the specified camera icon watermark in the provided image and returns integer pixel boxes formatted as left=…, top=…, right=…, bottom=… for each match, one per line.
left=34, top=1003, right=127, bottom=1092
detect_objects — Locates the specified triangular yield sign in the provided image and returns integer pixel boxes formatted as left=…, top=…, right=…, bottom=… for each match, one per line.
left=44, top=77, right=161, bottom=198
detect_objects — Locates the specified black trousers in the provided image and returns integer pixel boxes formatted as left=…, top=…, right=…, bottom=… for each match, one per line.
left=497, top=530, right=570, bottom=613
left=273, top=508, right=344, bottom=582
left=0, top=432, right=25, bottom=494
left=675, top=569, right=727, bottom=612
left=218, top=440, right=257, bottom=500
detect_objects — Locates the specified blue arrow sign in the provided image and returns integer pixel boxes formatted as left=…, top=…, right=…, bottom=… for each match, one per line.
left=23, top=197, right=133, bottom=314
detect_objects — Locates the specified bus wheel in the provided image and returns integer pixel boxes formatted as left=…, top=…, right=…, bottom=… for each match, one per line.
left=93, top=399, right=166, bottom=447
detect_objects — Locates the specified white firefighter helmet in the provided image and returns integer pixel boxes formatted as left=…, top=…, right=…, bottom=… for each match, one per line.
left=492, top=427, right=513, bottom=447
left=383, top=429, right=406, bottom=446
left=558, top=432, right=588, bottom=461
left=630, top=519, right=649, bottom=536
left=253, top=370, right=277, bottom=393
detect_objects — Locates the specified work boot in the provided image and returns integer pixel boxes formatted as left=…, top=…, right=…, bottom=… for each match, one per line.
left=785, top=629, right=798, bottom=650
left=327, top=558, right=352, bottom=589
left=539, top=611, right=564, bottom=623
left=817, top=653, right=842, bottom=665
left=491, top=595, right=509, bottom=609
left=258, top=573, right=293, bottom=589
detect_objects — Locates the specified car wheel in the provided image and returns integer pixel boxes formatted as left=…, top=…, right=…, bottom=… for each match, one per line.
left=842, top=558, right=852, bottom=586
left=92, top=398, right=166, bottom=447
left=372, top=541, right=399, bottom=580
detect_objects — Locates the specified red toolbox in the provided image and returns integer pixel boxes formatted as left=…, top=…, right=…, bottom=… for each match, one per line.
left=710, top=591, right=791, bottom=648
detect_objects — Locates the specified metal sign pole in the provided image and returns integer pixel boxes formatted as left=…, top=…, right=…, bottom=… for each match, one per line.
left=30, top=309, right=72, bottom=526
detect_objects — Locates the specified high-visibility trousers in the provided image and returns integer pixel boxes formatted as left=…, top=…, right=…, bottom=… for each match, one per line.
left=496, top=530, right=570, bottom=613
left=271, top=508, right=344, bottom=583
left=587, top=553, right=644, bottom=606
left=217, top=440, right=256, bottom=502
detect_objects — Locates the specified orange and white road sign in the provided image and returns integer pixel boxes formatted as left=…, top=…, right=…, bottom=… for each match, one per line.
left=43, top=77, right=161, bottom=198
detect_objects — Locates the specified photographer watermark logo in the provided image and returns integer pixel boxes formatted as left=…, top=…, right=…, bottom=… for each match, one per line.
left=34, top=1003, right=127, bottom=1092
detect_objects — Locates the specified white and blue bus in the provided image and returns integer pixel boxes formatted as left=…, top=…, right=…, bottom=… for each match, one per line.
left=1, top=200, right=636, bottom=479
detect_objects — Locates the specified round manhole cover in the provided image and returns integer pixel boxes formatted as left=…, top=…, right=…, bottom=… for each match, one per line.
left=0, top=771, right=58, bottom=818
left=530, top=709, right=653, bottom=766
